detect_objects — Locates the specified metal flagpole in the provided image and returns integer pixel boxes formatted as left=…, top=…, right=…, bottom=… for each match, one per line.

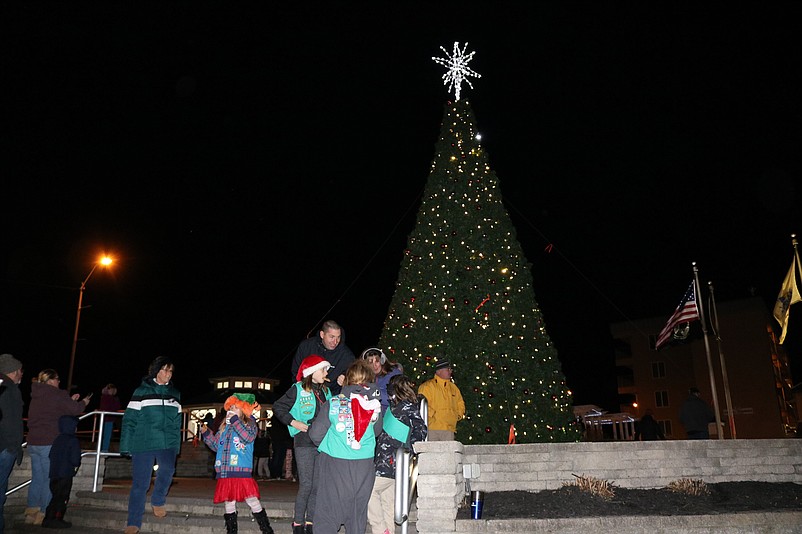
left=692, top=262, right=724, bottom=439
left=708, top=281, right=736, bottom=438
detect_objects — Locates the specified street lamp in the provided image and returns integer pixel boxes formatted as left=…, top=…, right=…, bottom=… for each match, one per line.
left=67, top=255, right=113, bottom=391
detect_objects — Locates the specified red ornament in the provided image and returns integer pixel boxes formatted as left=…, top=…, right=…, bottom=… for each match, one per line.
left=485, top=427, right=492, bottom=433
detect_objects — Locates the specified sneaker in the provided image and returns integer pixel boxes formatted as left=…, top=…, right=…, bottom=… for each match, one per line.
left=152, top=505, right=167, bottom=517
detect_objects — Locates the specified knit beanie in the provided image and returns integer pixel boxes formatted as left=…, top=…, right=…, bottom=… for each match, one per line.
left=0, top=353, right=22, bottom=375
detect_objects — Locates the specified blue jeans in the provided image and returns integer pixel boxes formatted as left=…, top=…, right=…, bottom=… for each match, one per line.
left=0, top=448, right=19, bottom=533
left=126, top=449, right=176, bottom=528
left=27, top=445, right=52, bottom=512
left=101, top=422, right=114, bottom=452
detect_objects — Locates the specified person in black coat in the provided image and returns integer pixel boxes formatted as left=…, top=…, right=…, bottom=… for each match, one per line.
left=290, top=320, right=355, bottom=396
left=634, top=410, right=665, bottom=441
left=43, top=415, right=82, bottom=528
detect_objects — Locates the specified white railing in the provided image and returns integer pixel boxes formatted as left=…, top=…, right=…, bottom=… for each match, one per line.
left=5, top=410, right=123, bottom=497
left=393, top=396, right=427, bottom=534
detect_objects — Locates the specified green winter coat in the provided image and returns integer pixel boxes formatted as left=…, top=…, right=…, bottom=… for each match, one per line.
left=120, top=378, right=182, bottom=454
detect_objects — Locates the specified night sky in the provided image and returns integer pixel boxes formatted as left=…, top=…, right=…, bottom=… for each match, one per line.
left=3, top=4, right=800, bottom=411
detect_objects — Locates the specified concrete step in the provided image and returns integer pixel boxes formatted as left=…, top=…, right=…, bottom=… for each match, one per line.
left=6, top=497, right=295, bottom=534
left=7, top=488, right=418, bottom=534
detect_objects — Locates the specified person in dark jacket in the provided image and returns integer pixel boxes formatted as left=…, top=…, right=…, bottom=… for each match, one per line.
left=360, top=347, right=402, bottom=414
left=98, top=383, right=122, bottom=452
left=273, top=355, right=332, bottom=534
left=634, top=410, right=665, bottom=441
left=367, top=375, right=427, bottom=534
left=268, top=413, right=292, bottom=480
left=120, top=356, right=182, bottom=534
left=42, top=415, right=82, bottom=529
left=253, top=429, right=271, bottom=480
left=290, top=320, right=355, bottom=396
left=0, top=353, right=25, bottom=534
left=679, top=387, right=716, bottom=439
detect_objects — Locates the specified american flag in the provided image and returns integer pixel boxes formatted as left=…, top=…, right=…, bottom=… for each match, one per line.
left=655, top=282, right=700, bottom=350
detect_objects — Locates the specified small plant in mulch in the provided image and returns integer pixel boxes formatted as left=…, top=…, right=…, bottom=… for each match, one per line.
left=667, top=478, right=710, bottom=496
left=563, top=473, right=616, bottom=500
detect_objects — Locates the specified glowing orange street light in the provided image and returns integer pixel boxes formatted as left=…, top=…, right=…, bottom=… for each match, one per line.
left=67, top=255, right=113, bottom=391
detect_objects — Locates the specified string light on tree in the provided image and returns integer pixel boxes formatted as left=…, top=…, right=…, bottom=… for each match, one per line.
left=432, top=41, right=481, bottom=101
left=380, top=44, right=580, bottom=444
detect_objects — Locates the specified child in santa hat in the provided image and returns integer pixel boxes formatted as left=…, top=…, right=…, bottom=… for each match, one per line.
left=201, top=393, right=274, bottom=534
left=308, top=358, right=383, bottom=534
left=272, top=354, right=332, bottom=534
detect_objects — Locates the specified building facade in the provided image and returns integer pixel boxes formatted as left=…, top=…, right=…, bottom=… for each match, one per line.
left=611, top=296, right=797, bottom=439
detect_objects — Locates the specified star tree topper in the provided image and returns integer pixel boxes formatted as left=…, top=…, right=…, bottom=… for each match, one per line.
left=432, top=41, right=481, bottom=101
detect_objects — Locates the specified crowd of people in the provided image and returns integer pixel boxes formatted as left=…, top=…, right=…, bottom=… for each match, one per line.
left=0, top=318, right=470, bottom=534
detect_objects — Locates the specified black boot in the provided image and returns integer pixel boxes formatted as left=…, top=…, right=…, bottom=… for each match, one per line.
left=304, top=522, right=313, bottom=534
left=224, top=511, right=238, bottom=534
left=42, top=510, right=72, bottom=529
left=292, top=523, right=305, bottom=534
left=252, top=509, right=274, bottom=534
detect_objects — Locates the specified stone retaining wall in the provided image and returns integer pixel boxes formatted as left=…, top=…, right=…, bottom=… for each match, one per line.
left=413, top=439, right=802, bottom=534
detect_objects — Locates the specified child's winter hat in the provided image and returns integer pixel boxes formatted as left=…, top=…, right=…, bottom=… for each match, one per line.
left=224, top=393, right=257, bottom=415
left=296, top=354, right=331, bottom=381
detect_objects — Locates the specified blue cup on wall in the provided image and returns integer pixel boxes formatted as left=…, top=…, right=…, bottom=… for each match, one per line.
left=470, top=490, right=484, bottom=519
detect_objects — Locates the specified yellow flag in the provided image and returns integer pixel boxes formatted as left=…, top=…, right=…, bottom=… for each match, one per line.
left=773, top=252, right=802, bottom=344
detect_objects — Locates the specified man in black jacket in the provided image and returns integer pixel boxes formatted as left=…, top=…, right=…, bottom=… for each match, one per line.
left=0, top=353, right=25, bottom=534
left=290, top=320, right=355, bottom=396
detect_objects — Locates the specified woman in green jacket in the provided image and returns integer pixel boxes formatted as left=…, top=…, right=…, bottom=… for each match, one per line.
left=120, top=356, right=182, bottom=534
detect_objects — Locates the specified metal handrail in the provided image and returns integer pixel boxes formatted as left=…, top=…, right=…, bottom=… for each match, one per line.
left=4, top=410, right=123, bottom=497
left=81, top=410, right=124, bottom=492
left=393, top=396, right=427, bottom=534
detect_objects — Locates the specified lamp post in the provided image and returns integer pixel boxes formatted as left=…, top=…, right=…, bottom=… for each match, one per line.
left=67, top=256, right=113, bottom=391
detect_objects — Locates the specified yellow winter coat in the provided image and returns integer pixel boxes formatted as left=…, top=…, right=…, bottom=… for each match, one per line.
left=418, top=375, right=465, bottom=432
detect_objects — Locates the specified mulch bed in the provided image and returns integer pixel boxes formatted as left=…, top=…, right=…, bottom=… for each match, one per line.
left=457, top=481, right=802, bottom=519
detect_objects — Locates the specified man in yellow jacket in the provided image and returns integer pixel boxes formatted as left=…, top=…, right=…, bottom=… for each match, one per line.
left=418, top=359, right=465, bottom=441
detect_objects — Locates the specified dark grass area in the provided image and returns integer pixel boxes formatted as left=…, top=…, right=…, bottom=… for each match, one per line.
left=458, top=482, right=802, bottom=519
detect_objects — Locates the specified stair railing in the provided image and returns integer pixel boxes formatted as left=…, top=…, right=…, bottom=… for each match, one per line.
left=81, top=410, right=124, bottom=492
left=393, top=396, right=428, bottom=534
left=5, top=410, right=123, bottom=498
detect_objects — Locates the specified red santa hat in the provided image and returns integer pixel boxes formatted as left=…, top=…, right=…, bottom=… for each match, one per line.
left=349, top=389, right=381, bottom=450
left=297, top=354, right=332, bottom=382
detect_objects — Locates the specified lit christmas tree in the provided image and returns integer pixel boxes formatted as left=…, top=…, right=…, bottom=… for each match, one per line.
left=378, top=43, right=580, bottom=444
